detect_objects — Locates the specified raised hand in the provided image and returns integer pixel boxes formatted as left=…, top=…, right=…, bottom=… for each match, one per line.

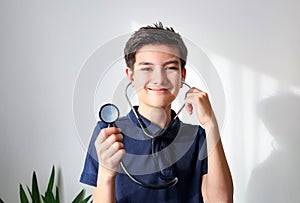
left=185, top=87, right=214, bottom=127
left=94, top=127, right=125, bottom=178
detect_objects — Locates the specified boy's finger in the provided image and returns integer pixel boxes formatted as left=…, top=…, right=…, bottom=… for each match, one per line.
left=97, top=127, right=122, bottom=143
left=105, top=133, right=124, bottom=145
left=100, top=142, right=124, bottom=161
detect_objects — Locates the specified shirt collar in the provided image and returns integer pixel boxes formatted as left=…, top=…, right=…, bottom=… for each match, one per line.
left=127, top=106, right=181, bottom=139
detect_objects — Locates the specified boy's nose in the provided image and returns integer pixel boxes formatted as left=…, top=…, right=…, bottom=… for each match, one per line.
left=152, top=68, right=167, bottom=84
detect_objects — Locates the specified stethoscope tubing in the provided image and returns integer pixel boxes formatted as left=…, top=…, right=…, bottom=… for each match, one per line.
left=119, top=81, right=191, bottom=189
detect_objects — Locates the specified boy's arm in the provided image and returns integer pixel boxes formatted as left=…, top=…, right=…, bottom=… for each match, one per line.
left=92, top=167, right=117, bottom=203
left=92, top=127, right=125, bottom=203
left=201, top=113, right=233, bottom=203
left=185, top=88, right=233, bottom=202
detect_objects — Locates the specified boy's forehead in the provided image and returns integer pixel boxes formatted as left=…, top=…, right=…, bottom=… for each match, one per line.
left=135, top=44, right=181, bottom=59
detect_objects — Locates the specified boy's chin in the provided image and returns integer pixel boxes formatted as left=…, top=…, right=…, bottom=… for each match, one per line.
left=147, top=101, right=173, bottom=109
left=139, top=97, right=175, bottom=109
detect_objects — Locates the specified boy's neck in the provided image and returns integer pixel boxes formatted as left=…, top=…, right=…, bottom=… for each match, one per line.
left=137, top=105, right=172, bottom=128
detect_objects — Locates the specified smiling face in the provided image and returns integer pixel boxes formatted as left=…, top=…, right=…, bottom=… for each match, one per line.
left=126, top=44, right=186, bottom=113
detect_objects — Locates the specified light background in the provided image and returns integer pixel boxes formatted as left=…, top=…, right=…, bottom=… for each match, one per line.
left=1, top=0, right=300, bottom=202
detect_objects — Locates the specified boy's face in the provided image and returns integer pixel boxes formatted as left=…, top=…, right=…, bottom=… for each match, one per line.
left=126, top=44, right=186, bottom=109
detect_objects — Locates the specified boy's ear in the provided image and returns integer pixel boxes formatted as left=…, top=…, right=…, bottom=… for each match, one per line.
left=126, top=67, right=134, bottom=81
left=182, top=68, right=186, bottom=81
left=181, top=68, right=186, bottom=87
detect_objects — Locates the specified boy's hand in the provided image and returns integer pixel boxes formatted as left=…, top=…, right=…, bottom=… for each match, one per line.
left=185, top=87, right=214, bottom=127
left=94, top=127, right=125, bottom=178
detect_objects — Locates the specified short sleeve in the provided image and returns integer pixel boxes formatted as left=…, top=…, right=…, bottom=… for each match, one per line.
left=198, top=126, right=208, bottom=175
left=80, top=122, right=105, bottom=187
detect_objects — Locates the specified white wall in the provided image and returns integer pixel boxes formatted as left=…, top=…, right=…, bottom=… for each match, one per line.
left=0, top=0, right=299, bottom=202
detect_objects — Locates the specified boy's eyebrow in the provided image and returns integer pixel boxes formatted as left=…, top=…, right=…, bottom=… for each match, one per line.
left=163, top=60, right=180, bottom=66
left=137, top=62, right=154, bottom=66
left=137, top=60, right=180, bottom=66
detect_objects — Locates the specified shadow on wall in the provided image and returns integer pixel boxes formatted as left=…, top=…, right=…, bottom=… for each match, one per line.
left=246, top=91, right=300, bottom=202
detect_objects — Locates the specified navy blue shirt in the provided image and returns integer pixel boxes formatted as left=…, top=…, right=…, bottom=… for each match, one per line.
left=80, top=108, right=208, bottom=203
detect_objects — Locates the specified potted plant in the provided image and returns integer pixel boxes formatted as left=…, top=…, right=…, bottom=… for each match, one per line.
left=0, top=166, right=92, bottom=203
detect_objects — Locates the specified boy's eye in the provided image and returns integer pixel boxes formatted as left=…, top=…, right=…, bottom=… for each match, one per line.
left=140, top=67, right=152, bottom=71
left=166, top=66, right=179, bottom=71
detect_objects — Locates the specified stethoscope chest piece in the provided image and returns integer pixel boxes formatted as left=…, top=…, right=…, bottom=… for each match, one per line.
left=99, top=103, right=120, bottom=125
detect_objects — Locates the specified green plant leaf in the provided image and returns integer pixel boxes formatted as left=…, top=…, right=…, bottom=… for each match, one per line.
left=71, top=189, right=85, bottom=203
left=55, top=186, right=60, bottom=203
left=32, top=171, right=41, bottom=203
left=46, top=166, right=55, bottom=193
left=42, top=192, right=56, bottom=203
left=41, top=195, right=45, bottom=203
left=0, top=198, right=5, bottom=203
left=42, top=165, right=57, bottom=203
left=81, top=194, right=92, bottom=203
left=26, top=185, right=32, bottom=199
left=19, top=184, right=29, bottom=203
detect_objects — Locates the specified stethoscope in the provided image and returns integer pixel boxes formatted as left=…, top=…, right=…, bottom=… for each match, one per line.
left=99, top=81, right=191, bottom=189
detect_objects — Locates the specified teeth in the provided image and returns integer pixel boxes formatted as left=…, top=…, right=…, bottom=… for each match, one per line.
left=148, top=88, right=168, bottom=92
left=149, top=88, right=166, bottom=90
left=148, top=87, right=168, bottom=90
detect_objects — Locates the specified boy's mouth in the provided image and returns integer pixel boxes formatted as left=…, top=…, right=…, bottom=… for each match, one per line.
left=147, top=87, right=170, bottom=93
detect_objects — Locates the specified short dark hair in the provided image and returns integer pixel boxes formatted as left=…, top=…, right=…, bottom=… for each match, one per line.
left=124, top=22, right=188, bottom=70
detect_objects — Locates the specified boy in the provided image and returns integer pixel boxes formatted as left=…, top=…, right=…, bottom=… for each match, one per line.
left=80, top=22, right=233, bottom=203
